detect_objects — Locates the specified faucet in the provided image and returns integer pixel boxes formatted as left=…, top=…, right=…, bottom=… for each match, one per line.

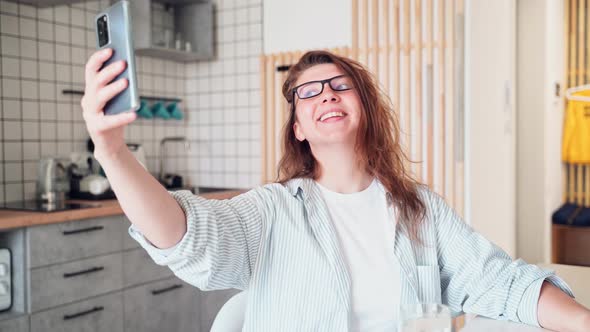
left=159, top=137, right=190, bottom=184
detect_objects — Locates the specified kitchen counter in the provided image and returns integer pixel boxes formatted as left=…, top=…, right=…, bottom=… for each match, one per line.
left=0, top=190, right=246, bottom=231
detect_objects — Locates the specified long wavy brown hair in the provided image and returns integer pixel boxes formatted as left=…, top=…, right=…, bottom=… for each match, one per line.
left=277, top=50, right=427, bottom=244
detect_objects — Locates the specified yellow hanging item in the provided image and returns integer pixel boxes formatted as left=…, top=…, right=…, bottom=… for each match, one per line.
left=562, top=90, right=590, bottom=164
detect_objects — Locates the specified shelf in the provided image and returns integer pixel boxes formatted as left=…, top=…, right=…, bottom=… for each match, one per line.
left=152, top=0, right=211, bottom=5
left=62, top=90, right=181, bottom=103
left=131, top=0, right=214, bottom=62
left=136, top=46, right=211, bottom=62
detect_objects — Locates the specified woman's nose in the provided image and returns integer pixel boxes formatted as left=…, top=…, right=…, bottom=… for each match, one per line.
left=321, top=84, right=340, bottom=103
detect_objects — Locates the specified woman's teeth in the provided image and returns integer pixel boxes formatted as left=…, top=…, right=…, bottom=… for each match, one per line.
left=319, top=111, right=345, bottom=122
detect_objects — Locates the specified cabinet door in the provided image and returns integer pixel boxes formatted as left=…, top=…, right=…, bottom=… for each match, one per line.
left=30, top=292, right=123, bottom=332
left=0, top=315, right=29, bottom=332
left=199, top=289, right=241, bottom=332
left=30, top=253, right=123, bottom=312
left=123, top=277, right=200, bottom=332
left=122, top=248, right=173, bottom=288
left=28, top=216, right=126, bottom=268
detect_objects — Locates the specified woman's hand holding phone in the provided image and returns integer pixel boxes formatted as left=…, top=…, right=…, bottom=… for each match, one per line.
left=81, top=48, right=137, bottom=162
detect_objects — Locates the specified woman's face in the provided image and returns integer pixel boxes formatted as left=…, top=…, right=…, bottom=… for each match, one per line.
left=292, top=64, right=362, bottom=147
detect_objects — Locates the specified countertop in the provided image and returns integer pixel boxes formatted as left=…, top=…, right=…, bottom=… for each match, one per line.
left=0, top=190, right=246, bottom=231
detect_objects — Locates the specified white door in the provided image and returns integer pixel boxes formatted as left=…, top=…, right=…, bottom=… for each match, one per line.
left=465, top=0, right=517, bottom=257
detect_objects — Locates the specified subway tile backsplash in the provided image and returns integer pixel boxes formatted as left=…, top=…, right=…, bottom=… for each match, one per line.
left=0, top=0, right=263, bottom=203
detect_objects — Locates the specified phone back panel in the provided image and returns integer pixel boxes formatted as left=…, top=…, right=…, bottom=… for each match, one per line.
left=95, top=1, right=140, bottom=115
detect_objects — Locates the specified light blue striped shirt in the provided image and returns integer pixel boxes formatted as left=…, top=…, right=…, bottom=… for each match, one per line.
left=129, top=178, right=574, bottom=331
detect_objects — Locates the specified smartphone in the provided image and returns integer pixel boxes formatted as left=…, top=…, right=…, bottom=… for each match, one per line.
left=95, top=0, right=140, bottom=115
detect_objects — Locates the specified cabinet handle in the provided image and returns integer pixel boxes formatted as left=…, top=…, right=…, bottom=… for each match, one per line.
left=63, top=266, right=104, bottom=278
left=151, top=284, right=183, bottom=295
left=63, top=225, right=104, bottom=235
left=63, top=306, right=104, bottom=320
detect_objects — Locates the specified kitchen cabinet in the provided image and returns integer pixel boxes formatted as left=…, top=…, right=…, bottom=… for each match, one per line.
left=8, top=0, right=84, bottom=7
left=30, top=293, right=124, bottom=332
left=0, top=214, right=239, bottom=331
left=123, top=278, right=200, bottom=332
left=130, top=0, right=214, bottom=62
left=0, top=315, right=28, bottom=332
left=27, top=216, right=125, bottom=268
left=30, top=252, right=124, bottom=312
left=7, top=0, right=214, bottom=62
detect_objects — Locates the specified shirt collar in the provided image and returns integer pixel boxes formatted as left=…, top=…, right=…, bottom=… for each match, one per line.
left=285, top=177, right=313, bottom=199
left=285, top=177, right=392, bottom=202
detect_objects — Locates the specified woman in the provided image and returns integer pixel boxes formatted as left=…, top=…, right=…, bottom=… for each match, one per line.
left=82, top=48, right=589, bottom=331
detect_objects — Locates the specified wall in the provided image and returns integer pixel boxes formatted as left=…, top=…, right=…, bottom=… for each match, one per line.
left=0, top=0, right=263, bottom=203
left=263, top=0, right=350, bottom=54
left=184, top=0, right=263, bottom=189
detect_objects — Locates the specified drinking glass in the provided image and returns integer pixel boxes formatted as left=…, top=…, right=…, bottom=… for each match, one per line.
left=397, top=303, right=452, bottom=332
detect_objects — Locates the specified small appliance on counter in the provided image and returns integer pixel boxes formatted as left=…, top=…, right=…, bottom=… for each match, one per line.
left=0, top=156, right=98, bottom=212
left=36, top=156, right=70, bottom=203
left=68, top=152, right=116, bottom=200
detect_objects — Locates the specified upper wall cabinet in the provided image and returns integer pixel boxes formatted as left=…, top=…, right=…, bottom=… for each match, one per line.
left=130, top=0, right=214, bottom=61
left=9, top=0, right=84, bottom=6
left=10, top=0, right=215, bottom=62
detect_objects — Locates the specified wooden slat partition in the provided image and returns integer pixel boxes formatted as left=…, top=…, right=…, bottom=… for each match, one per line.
left=260, top=0, right=465, bottom=214
left=564, top=0, right=590, bottom=208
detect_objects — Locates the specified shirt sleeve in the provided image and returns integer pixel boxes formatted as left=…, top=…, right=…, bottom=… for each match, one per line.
left=516, top=275, right=574, bottom=326
left=128, top=186, right=276, bottom=291
left=424, top=188, right=575, bottom=326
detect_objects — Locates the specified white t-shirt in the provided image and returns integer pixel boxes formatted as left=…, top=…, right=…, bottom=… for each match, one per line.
left=316, top=179, right=400, bottom=332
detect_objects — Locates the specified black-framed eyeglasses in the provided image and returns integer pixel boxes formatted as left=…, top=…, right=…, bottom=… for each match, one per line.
left=291, top=74, right=354, bottom=103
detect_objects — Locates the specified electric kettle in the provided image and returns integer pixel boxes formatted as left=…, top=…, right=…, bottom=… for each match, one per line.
left=36, top=157, right=70, bottom=202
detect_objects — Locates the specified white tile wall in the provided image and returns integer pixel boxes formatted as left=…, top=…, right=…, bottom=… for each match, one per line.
left=0, top=0, right=263, bottom=202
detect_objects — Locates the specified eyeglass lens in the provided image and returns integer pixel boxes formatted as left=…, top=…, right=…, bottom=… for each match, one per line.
left=297, top=75, right=353, bottom=99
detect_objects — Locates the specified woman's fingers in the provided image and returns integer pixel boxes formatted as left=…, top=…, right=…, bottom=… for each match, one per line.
left=96, top=111, right=137, bottom=132
left=85, top=48, right=113, bottom=84
left=95, top=78, right=129, bottom=110
left=94, top=60, right=127, bottom=88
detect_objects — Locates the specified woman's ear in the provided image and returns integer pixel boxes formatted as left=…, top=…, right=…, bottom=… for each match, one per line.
left=293, top=121, right=306, bottom=142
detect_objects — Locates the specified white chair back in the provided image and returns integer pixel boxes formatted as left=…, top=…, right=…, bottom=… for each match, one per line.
left=210, top=291, right=247, bottom=332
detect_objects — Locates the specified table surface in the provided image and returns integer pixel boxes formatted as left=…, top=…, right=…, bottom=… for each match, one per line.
left=457, top=315, right=547, bottom=331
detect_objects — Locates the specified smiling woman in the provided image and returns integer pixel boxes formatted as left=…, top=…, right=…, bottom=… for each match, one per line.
left=82, top=40, right=590, bottom=330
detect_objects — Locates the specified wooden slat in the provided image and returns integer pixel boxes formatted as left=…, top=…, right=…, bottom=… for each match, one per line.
left=260, top=55, right=267, bottom=184
left=381, top=0, right=390, bottom=93
left=571, top=0, right=578, bottom=86
left=570, top=164, right=575, bottom=203
left=563, top=0, right=571, bottom=202
left=586, top=165, right=590, bottom=207
left=438, top=0, right=446, bottom=196
left=426, top=0, right=434, bottom=187
left=447, top=0, right=456, bottom=206
left=403, top=0, right=412, bottom=171
left=372, top=0, right=379, bottom=74
left=415, top=0, right=423, bottom=181
left=393, top=0, right=401, bottom=112
left=362, top=0, right=369, bottom=64
left=586, top=0, right=590, bottom=84
left=352, top=0, right=359, bottom=56
left=578, top=0, right=585, bottom=85
left=268, top=54, right=276, bottom=183
left=455, top=0, right=465, bottom=217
